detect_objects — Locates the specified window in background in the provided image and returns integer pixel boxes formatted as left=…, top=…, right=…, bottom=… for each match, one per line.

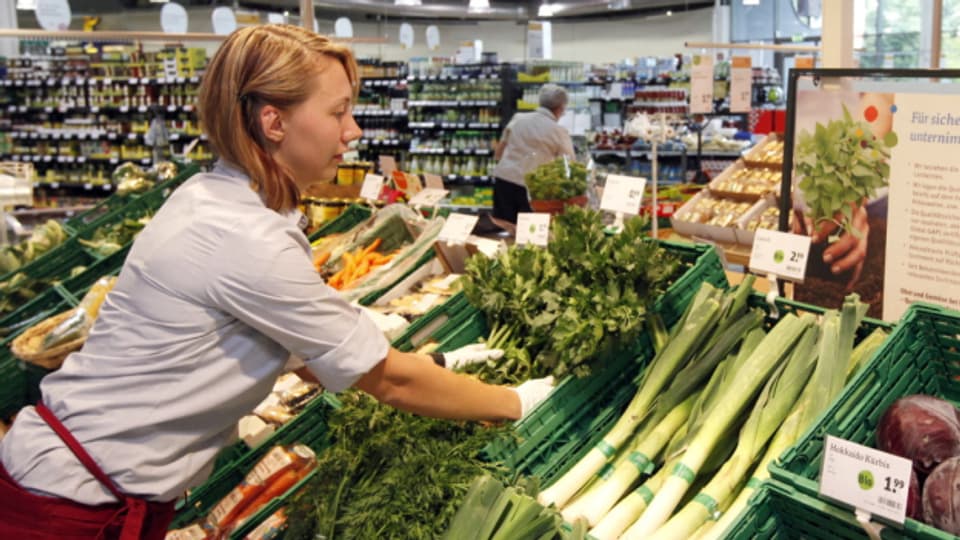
left=854, top=0, right=923, bottom=68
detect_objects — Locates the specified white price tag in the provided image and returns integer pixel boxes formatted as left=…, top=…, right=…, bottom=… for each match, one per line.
left=690, top=54, right=714, bottom=114
left=516, top=213, right=551, bottom=247
left=359, top=173, right=385, bottom=201
left=379, top=155, right=397, bottom=177
left=748, top=229, right=812, bottom=282
left=601, top=174, right=647, bottom=215
left=438, top=213, right=479, bottom=244
left=820, top=435, right=913, bottom=525
left=730, top=57, right=752, bottom=113
left=408, top=187, right=448, bottom=208
left=423, top=173, right=445, bottom=190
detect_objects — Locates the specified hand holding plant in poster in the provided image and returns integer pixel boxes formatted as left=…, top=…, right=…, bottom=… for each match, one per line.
left=794, top=102, right=897, bottom=287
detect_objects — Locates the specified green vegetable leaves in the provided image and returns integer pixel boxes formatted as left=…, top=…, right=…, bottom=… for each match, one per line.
left=795, top=104, right=894, bottom=236
left=525, top=158, right=588, bottom=201
left=462, top=206, right=683, bottom=381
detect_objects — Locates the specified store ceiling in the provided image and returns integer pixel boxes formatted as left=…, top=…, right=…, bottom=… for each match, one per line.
left=92, top=0, right=713, bottom=22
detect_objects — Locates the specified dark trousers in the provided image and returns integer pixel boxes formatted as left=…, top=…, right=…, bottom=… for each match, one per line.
left=493, top=178, right=532, bottom=224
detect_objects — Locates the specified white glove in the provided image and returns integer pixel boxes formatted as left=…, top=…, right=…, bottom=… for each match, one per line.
left=440, top=343, right=504, bottom=370
left=512, top=376, right=555, bottom=418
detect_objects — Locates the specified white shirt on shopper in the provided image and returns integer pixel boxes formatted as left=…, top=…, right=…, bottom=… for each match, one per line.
left=492, top=106, right=575, bottom=187
left=0, top=161, right=389, bottom=504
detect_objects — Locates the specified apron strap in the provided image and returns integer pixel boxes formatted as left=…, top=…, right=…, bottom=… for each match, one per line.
left=34, top=403, right=148, bottom=540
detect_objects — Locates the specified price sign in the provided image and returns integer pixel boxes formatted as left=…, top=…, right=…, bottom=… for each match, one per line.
left=820, top=435, right=913, bottom=525
left=690, top=54, right=714, bottom=114
left=423, top=172, right=445, bottom=190
left=748, top=229, right=811, bottom=282
left=378, top=155, right=397, bottom=177
left=438, top=213, right=479, bottom=244
left=516, top=213, right=551, bottom=247
left=601, top=174, right=647, bottom=215
left=359, top=173, right=385, bottom=201
left=730, top=56, right=752, bottom=113
left=408, top=187, right=448, bottom=208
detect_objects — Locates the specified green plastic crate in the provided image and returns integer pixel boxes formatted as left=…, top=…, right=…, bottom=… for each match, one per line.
left=0, top=344, right=26, bottom=421
left=169, top=392, right=340, bottom=532
left=390, top=292, right=473, bottom=352
left=486, top=289, right=892, bottom=490
left=307, top=204, right=372, bottom=242
left=721, top=482, right=879, bottom=540
left=62, top=162, right=201, bottom=235
left=770, top=302, right=960, bottom=540
left=481, top=240, right=729, bottom=483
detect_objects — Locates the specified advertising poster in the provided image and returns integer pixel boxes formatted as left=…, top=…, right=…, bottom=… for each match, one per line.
left=788, top=76, right=960, bottom=321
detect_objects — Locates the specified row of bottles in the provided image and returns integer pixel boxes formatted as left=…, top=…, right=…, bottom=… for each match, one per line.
left=360, top=119, right=404, bottom=141
left=4, top=116, right=203, bottom=139
left=1, top=81, right=201, bottom=109
left=408, top=155, right=495, bottom=177
left=409, top=81, right=500, bottom=101
left=410, top=132, right=497, bottom=152
left=408, top=107, right=500, bottom=124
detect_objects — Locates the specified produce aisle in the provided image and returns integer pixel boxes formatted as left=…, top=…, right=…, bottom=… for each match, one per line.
left=2, top=18, right=960, bottom=540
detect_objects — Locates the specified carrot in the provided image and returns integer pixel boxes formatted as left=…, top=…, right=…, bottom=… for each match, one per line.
left=313, top=251, right=331, bottom=268
left=227, top=468, right=308, bottom=532
left=362, top=238, right=382, bottom=256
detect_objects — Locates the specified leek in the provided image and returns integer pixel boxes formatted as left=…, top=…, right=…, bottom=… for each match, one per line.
left=561, top=392, right=698, bottom=526
left=538, top=283, right=724, bottom=509
left=589, top=459, right=675, bottom=540
left=647, top=325, right=819, bottom=540
left=620, top=313, right=813, bottom=538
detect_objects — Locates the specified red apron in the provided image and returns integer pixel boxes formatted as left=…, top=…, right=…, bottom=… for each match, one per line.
left=0, top=404, right=176, bottom=540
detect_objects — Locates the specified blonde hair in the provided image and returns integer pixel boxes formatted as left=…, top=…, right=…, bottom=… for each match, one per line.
left=198, top=24, right=358, bottom=212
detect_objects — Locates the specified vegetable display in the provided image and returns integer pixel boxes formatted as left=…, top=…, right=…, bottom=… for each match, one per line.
left=78, top=216, right=151, bottom=258
left=527, top=286, right=887, bottom=540
left=525, top=157, right=588, bottom=201
left=0, top=220, right=66, bottom=275
left=870, top=394, right=960, bottom=535
left=322, top=238, right=398, bottom=290
left=463, top=206, right=681, bottom=379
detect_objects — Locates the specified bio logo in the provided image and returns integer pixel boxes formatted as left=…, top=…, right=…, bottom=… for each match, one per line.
left=858, top=470, right=874, bottom=491
left=773, top=250, right=784, bottom=264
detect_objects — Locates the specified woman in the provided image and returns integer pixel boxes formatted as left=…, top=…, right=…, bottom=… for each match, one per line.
left=0, top=25, right=552, bottom=539
left=492, top=83, right=575, bottom=223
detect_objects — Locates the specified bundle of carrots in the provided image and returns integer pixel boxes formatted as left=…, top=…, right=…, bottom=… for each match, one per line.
left=323, top=238, right=398, bottom=290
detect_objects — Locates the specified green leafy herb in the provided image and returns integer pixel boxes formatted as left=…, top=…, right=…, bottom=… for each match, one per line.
left=525, top=158, right=588, bottom=201
left=795, top=104, right=895, bottom=237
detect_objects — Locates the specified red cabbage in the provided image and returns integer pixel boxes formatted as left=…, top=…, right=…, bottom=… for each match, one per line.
left=876, top=395, right=960, bottom=476
left=923, top=456, right=960, bottom=533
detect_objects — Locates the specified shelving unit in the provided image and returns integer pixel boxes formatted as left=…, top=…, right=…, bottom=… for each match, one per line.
left=0, top=44, right=213, bottom=203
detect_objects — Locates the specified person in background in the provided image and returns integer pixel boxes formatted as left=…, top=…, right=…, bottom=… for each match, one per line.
left=492, top=83, right=575, bottom=223
left=0, top=25, right=553, bottom=540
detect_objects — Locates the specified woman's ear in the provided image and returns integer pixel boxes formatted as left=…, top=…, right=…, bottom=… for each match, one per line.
left=259, top=104, right=285, bottom=144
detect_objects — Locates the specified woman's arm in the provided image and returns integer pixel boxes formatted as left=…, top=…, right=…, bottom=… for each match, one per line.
left=493, top=130, right=509, bottom=161
left=354, top=347, right=523, bottom=421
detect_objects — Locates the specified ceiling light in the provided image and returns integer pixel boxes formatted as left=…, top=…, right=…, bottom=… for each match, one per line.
left=666, top=10, right=673, bottom=15
left=395, top=0, right=422, bottom=5
left=149, top=0, right=169, bottom=3
left=468, top=0, right=491, bottom=11
left=538, top=3, right=558, bottom=17
left=16, top=0, right=37, bottom=9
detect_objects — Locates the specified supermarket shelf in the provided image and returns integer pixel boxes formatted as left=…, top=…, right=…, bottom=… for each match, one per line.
left=3, top=153, right=151, bottom=166
left=408, top=121, right=500, bottom=130
left=353, top=109, right=407, bottom=117
left=589, top=96, right=634, bottom=101
left=408, top=100, right=499, bottom=107
left=4, top=104, right=197, bottom=115
left=1, top=76, right=201, bottom=88
left=359, top=139, right=406, bottom=147
left=33, top=182, right=114, bottom=192
left=440, top=203, right=492, bottom=213
left=409, top=148, right=493, bottom=156
left=406, top=74, right=499, bottom=82
left=361, top=79, right=405, bottom=87
left=10, top=205, right=94, bottom=217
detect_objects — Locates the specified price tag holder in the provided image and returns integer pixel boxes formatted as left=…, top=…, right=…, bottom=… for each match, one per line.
left=359, top=173, right=385, bottom=202
left=730, top=56, right=752, bottom=113
left=408, top=187, right=448, bottom=208
left=690, top=54, right=714, bottom=114
left=820, top=435, right=913, bottom=525
left=748, top=229, right=811, bottom=282
left=516, top=213, right=551, bottom=247
left=601, top=174, right=647, bottom=215
left=438, top=213, right=479, bottom=245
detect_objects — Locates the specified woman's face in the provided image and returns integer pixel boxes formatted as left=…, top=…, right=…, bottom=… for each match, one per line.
left=275, top=58, right=361, bottom=190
